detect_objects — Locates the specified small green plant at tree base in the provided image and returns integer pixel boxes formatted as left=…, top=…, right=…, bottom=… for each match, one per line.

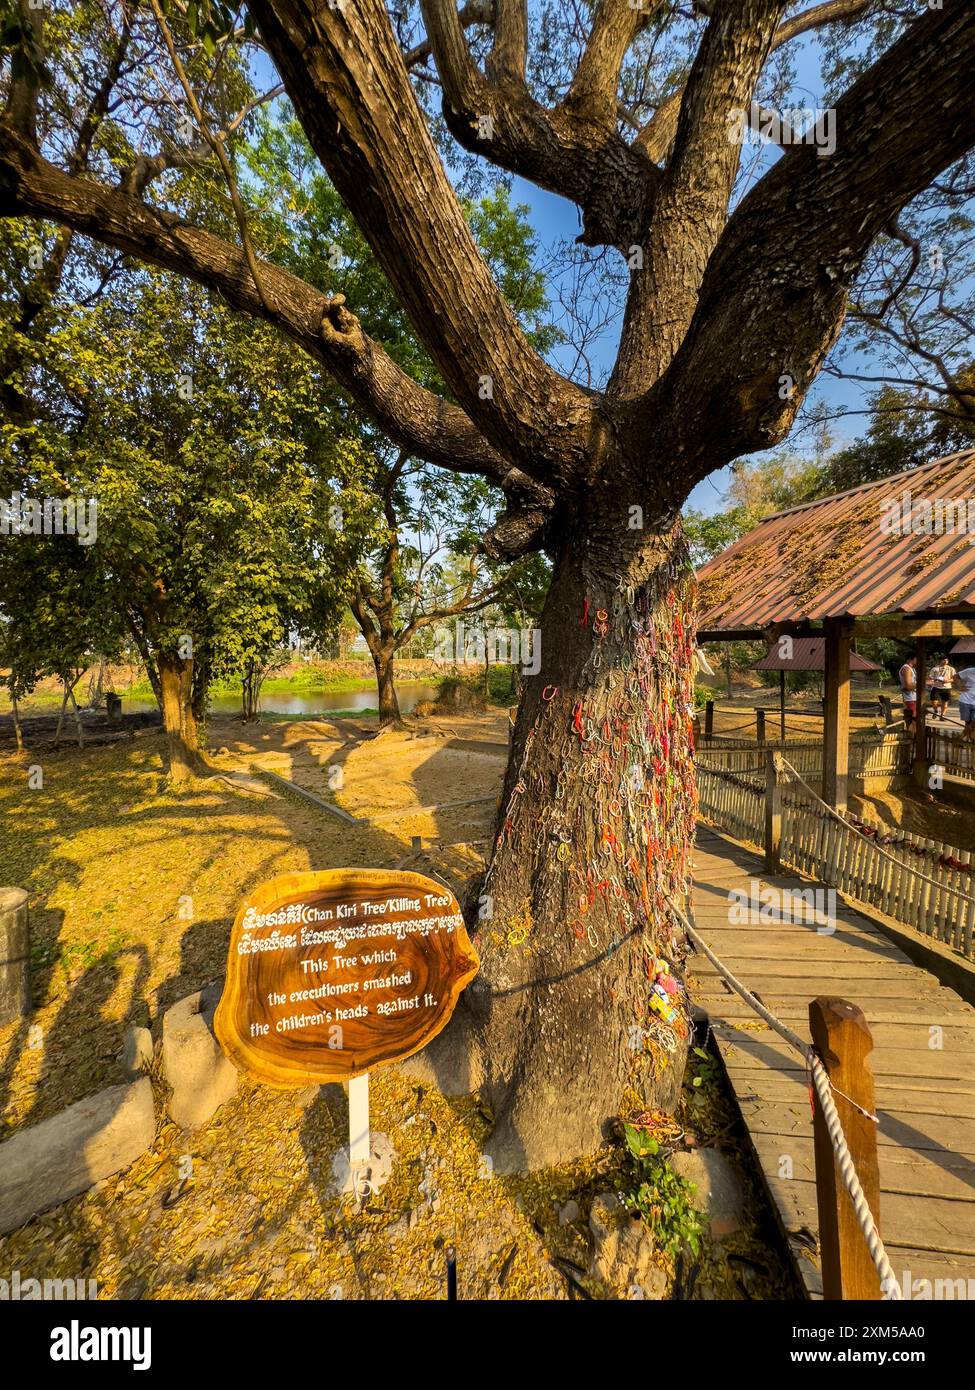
left=691, top=1045, right=721, bottom=1090
left=619, top=1123, right=704, bottom=1258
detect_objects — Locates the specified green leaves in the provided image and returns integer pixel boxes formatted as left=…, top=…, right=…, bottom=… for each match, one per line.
left=623, top=1122, right=660, bottom=1160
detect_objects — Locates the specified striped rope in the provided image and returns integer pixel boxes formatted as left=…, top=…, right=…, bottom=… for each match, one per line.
left=667, top=894, right=902, bottom=1300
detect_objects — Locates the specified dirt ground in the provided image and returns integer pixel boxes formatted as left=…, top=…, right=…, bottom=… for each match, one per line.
left=0, top=708, right=798, bottom=1299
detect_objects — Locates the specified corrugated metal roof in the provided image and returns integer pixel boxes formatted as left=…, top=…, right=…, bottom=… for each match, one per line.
left=696, top=449, right=975, bottom=632
left=750, top=638, right=880, bottom=672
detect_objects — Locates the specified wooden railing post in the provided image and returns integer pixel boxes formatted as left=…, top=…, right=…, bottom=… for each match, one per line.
left=913, top=637, right=929, bottom=789
left=704, top=699, right=714, bottom=743
left=756, top=708, right=766, bottom=746
left=808, top=998, right=883, bottom=1300
left=764, top=749, right=781, bottom=871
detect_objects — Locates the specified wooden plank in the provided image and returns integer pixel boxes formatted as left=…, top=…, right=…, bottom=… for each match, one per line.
left=732, top=1098, right=975, bottom=1155
left=739, top=1072, right=975, bottom=1116
left=760, top=1174, right=975, bottom=1256
left=750, top=1135, right=975, bottom=1201
left=701, top=998, right=975, bottom=1027
left=694, top=956, right=930, bottom=980
left=710, top=1018, right=975, bottom=1050
left=692, top=818, right=975, bottom=1296
left=720, top=1041, right=975, bottom=1084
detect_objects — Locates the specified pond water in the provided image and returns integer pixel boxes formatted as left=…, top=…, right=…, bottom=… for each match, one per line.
left=116, top=680, right=440, bottom=718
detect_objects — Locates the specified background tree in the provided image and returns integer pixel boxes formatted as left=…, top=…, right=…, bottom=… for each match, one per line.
left=1, top=262, right=340, bottom=783
left=3, top=0, right=975, bottom=1169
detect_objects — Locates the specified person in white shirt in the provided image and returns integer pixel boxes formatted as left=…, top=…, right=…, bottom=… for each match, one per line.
left=954, top=667, right=975, bottom=740
left=898, top=656, right=917, bottom=733
left=927, top=656, right=956, bottom=720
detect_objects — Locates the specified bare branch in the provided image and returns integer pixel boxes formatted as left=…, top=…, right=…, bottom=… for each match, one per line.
left=148, top=0, right=272, bottom=312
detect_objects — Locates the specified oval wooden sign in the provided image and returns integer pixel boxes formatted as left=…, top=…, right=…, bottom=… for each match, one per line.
left=214, top=868, right=479, bottom=1087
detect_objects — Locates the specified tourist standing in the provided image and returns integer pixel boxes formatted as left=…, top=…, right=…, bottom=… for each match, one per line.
left=955, top=666, right=975, bottom=741
left=898, top=655, right=917, bottom=733
left=928, top=655, right=956, bottom=720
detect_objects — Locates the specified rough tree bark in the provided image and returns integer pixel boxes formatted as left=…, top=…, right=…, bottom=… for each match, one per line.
left=2, top=0, right=975, bottom=1170
left=157, top=653, right=200, bottom=788
left=372, top=644, right=402, bottom=727
left=460, top=520, right=698, bottom=1169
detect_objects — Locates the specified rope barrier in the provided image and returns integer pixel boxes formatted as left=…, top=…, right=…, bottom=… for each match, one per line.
left=667, top=893, right=902, bottom=1299
left=777, top=755, right=975, bottom=907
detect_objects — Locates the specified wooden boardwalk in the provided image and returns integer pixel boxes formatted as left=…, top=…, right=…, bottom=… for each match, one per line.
left=689, top=823, right=975, bottom=1300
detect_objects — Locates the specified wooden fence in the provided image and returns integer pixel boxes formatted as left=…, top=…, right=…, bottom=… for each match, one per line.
left=926, top=727, right=975, bottom=783
left=695, top=733, right=912, bottom=784
left=696, top=759, right=975, bottom=960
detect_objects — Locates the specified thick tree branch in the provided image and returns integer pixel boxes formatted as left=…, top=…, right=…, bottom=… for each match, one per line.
left=403, top=0, right=494, bottom=68
left=419, top=0, right=662, bottom=250
left=651, top=2, right=975, bottom=483
left=565, top=0, right=657, bottom=124
left=636, top=0, right=873, bottom=161
left=0, top=124, right=519, bottom=486
left=248, top=0, right=595, bottom=483
left=612, top=0, right=786, bottom=396
left=2, top=0, right=42, bottom=141
left=487, top=0, right=527, bottom=80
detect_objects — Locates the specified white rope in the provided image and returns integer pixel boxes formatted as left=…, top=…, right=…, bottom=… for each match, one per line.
left=668, top=894, right=902, bottom=1299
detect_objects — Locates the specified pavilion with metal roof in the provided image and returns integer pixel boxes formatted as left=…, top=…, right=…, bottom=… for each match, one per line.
left=695, top=449, right=975, bottom=809
left=751, top=638, right=881, bottom=743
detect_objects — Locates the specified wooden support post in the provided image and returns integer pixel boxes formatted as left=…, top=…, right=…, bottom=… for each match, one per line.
left=780, top=670, right=786, bottom=744
left=914, top=638, right=929, bottom=789
left=756, top=708, right=766, bottom=746
left=808, top=998, right=882, bottom=1301
left=704, top=699, right=714, bottom=742
left=764, top=750, right=781, bottom=871
left=823, top=619, right=852, bottom=812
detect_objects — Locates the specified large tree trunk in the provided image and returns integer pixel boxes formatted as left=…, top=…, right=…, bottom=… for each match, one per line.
left=419, top=521, right=698, bottom=1172
left=372, top=645, right=402, bottom=727
left=241, top=659, right=262, bottom=721
left=158, top=654, right=200, bottom=787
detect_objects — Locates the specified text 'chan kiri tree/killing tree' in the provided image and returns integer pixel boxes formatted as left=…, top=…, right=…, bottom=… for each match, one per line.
left=2, top=0, right=974, bottom=1170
